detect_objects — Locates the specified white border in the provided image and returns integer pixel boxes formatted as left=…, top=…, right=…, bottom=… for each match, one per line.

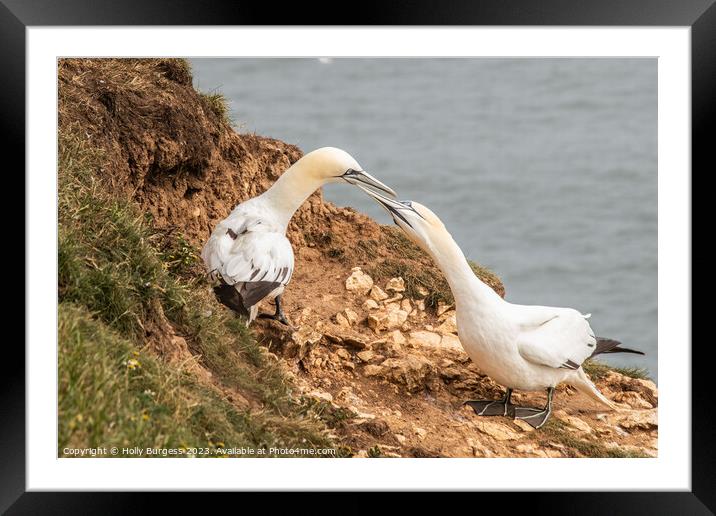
left=28, top=27, right=690, bottom=490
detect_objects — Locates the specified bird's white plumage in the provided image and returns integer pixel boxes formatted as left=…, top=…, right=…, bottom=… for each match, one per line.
left=514, top=306, right=597, bottom=370
left=201, top=198, right=294, bottom=311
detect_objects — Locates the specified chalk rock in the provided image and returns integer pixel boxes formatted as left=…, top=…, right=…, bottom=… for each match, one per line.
left=409, top=330, right=442, bottom=348
left=357, top=350, right=376, bottom=362
left=385, top=277, right=406, bottom=292
left=362, top=299, right=380, bottom=311
left=437, top=301, right=453, bottom=317
left=440, top=334, right=464, bottom=352
left=345, top=267, right=374, bottom=295
left=367, top=305, right=409, bottom=332
left=334, top=312, right=351, bottom=328
left=401, top=299, right=413, bottom=313
left=612, top=409, right=658, bottom=432
left=343, top=335, right=369, bottom=350
left=436, top=313, right=458, bottom=335
left=369, top=286, right=389, bottom=301
left=473, top=421, right=521, bottom=441
left=344, top=308, right=360, bottom=326
left=613, top=391, right=653, bottom=410
left=377, top=355, right=439, bottom=392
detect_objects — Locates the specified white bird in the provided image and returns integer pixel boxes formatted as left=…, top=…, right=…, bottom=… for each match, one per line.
left=360, top=187, right=644, bottom=428
left=202, top=147, right=396, bottom=325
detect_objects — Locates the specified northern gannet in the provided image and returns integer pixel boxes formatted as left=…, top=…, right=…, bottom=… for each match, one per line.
left=202, top=147, right=396, bottom=325
left=360, top=187, right=644, bottom=429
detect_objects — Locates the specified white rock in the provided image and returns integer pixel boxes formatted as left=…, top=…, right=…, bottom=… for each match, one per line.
left=362, top=299, right=380, bottom=311
left=474, top=421, right=520, bottom=441
left=334, top=312, right=351, bottom=328
left=387, top=330, right=406, bottom=345
left=408, top=330, right=443, bottom=348
left=436, top=313, right=458, bottom=335
left=344, top=308, right=360, bottom=326
left=345, top=267, right=374, bottom=295
left=437, top=301, right=453, bottom=317
left=357, top=350, right=375, bottom=362
left=385, top=277, right=406, bottom=292
left=336, top=348, right=351, bottom=360
left=440, top=333, right=464, bottom=352
left=369, top=285, right=389, bottom=301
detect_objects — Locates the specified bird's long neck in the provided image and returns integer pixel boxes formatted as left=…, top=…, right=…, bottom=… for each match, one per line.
left=260, top=163, right=325, bottom=230
left=428, top=232, right=502, bottom=310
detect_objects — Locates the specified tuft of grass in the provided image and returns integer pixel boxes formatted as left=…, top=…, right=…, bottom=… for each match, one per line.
left=199, top=91, right=231, bottom=126
left=362, top=228, right=504, bottom=310
left=367, top=445, right=383, bottom=458
left=58, top=127, right=333, bottom=456
left=583, top=359, right=651, bottom=381
left=538, top=419, right=649, bottom=458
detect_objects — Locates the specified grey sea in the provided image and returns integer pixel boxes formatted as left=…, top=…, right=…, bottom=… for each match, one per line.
left=190, top=58, right=658, bottom=380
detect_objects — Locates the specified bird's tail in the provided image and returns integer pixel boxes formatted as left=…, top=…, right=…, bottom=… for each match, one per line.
left=591, top=337, right=645, bottom=358
left=568, top=368, right=619, bottom=411
left=213, top=283, right=251, bottom=321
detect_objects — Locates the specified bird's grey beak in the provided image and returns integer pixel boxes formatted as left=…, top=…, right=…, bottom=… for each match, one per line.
left=342, top=169, right=397, bottom=198
left=355, top=184, right=421, bottom=229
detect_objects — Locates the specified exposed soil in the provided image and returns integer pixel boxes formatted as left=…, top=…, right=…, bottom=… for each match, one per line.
left=58, top=58, right=657, bottom=458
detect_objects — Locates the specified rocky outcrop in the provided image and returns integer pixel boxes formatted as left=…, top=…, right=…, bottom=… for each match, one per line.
left=259, top=268, right=658, bottom=458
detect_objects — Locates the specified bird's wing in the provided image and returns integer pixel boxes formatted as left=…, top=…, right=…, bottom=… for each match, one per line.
left=515, top=307, right=596, bottom=370
left=201, top=214, right=294, bottom=307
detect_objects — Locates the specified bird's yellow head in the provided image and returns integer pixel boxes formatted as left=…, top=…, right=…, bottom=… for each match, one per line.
left=294, top=147, right=396, bottom=197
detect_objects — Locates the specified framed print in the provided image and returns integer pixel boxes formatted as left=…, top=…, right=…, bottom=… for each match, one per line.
left=5, top=0, right=710, bottom=511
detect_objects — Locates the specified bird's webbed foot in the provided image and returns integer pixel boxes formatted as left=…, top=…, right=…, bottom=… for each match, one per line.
left=464, top=388, right=514, bottom=417
left=257, top=295, right=294, bottom=328
left=511, top=406, right=552, bottom=429
left=465, top=399, right=514, bottom=417
left=511, top=387, right=555, bottom=429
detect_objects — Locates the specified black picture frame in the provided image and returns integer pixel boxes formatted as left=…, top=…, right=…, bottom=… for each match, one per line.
left=5, top=0, right=708, bottom=512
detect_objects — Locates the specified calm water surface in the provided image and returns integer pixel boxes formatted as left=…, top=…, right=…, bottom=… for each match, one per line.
left=190, top=58, right=657, bottom=380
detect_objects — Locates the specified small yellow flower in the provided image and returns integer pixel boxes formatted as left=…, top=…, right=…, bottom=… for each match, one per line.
left=126, top=358, right=141, bottom=370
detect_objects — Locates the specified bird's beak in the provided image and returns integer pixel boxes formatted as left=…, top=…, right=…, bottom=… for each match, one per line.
left=342, top=169, right=397, bottom=198
left=355, top=184, right=421, bottom=229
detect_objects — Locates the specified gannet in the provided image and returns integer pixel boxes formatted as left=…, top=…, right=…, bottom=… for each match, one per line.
left=360, top=187, right=644, bottom=429
left=202, top=147, right=396, bottom=325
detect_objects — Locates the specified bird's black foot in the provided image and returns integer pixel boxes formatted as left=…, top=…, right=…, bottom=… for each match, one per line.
left=464, top=399, right=514, bottom=417
left=257, top=311, right=292, bottom=327
left=512, top=406, right=552, bottom=429
left=258, top=295, right=293, bottom=328
left=511, top=387, right=555, bottom=429
left=464, top=388, right=514, bottom=417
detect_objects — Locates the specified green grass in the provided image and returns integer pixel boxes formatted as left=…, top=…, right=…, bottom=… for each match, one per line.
left=583, top=359, right=651, bottom=381
left=58, top=128, right=333, bottom=456
left=362, top=227, right=504, bottom=310
left=199, top=91, right=232, bottom=126
left=538, top=419, right=649, bottom=458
